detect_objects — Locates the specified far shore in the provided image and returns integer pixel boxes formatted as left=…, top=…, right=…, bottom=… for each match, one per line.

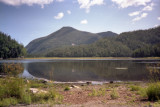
left=1, top=57, right=160, bottom=60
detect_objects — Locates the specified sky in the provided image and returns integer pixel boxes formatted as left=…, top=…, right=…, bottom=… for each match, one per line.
left=0, top=0, right=160, bottom=46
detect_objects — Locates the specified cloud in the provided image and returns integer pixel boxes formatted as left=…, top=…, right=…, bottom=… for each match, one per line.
left=132, top=13, right=148, bottom=22
left=80, top=19, right=88, bottom=24
left=77, top=0, right=104, bottom=13
left=0, top=0, right=54, bottom=8
left=54, top=12, right=64, bottom=19
left=158, top=17, right=160, bottom=20
left=67, top=10, right=71, bottom=14
left=128, top=11, right=141, bottom=16
left=111, top=0, right=151, bottom=8
left=154, top=24, right=159, bottom=27
left=142, top=3, right=154, bottom=11
left=128, top=2, right=154, bottom=22
left=56, top=0, right=64, bottom=2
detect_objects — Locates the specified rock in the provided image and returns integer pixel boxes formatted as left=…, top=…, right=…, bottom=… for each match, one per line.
left=71, top=85, right=80, bottom=89
left=110, top=81, right=114, bottom=83
left=26, top=80, right=30, bottom=84
left=41, top=80, right=47, bottom=84
left=30, top=88, right=47, bottom=94
left=86, top=82, right=92, bottom=85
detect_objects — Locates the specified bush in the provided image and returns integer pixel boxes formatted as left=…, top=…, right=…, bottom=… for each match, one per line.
left=130, top=85, right=141, bottom=91
left=147, top=82, right=160, bottom=101
left=88, top=88, right=106, bottom=97
left=0, top=97, right=18, bottom=107
left=31, top=89, right=63, bottom=104
left=0, top=78, right=31, bottom=106
left=110, top=89, right=119, bottom=99
left=64, top=87, right=70, bottom=91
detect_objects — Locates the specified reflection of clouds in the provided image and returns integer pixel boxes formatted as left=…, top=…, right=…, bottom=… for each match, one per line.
left=21, top=69, right=35, bottom=78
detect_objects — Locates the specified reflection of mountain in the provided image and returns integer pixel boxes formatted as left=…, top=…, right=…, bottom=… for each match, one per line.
left=27, top=60, right=150, bottom=82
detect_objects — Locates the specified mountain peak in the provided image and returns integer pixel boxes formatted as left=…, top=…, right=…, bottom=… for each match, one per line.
left=60, top=26, right=76, bottom=31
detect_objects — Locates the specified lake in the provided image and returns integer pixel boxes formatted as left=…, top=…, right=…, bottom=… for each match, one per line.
left=0, top=58, right=160, bottom=82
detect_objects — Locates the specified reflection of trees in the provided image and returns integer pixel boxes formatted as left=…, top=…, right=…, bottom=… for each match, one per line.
left=146, top=63, right=160, bottom=81
left=0, top=63, right=24, bottom=76
left=28, top=60, right=150, bottom=82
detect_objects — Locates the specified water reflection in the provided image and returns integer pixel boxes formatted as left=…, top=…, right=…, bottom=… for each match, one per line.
left=0, top=59, right=160, bottom=82
left=26, top=60, right=154, bottom=82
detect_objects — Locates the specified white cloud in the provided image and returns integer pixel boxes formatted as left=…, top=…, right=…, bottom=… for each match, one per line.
left=128, top=2, right=154, bottom=22
left=158, top=17, right=160, bottom=20
left=77, top=0, right=104, bottom=13
left=143, top=5, right=152, bottom=11
left=56, top=0, right=64, bottom=2
left=54, top=12, right=64, bottom=19
left=67, top=10, right=71, bottom=14
left=111, top=0, right=151, bottom=8
left=132, top=13, right=148, bottom=22
left=142, top=3, right=154, bottom=11
left=128, top=11, right=140, bottom=16
left=154, top=24, right=159, bottom=27
left=80, top=19, right=88, bottom=24
left=0, top=0, right=54, bottom=8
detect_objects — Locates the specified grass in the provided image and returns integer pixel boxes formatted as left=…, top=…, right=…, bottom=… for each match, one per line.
left=25, top=57, right=132, bottom=59
left=29, top=80, right=48, bottom=88
left=130, top=85, right=141, bottom=91
left=110, top=88, right=119, bottom=99
left=88, top=88, right=106, bottom=97
left=0, top=77, right=31, bottom=106
left=146, top=82, right=160, bottom=101
left=31, top=89, right=63, bottom=104
left=0, top=77, right=63, bottom=106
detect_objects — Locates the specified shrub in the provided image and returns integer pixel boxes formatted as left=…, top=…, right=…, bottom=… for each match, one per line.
left=31, top=89, right=63, bottom=104
left=110, top=89, right=119, bottom=99
left=64, top=87, right=70, bottom=91
left=0, top=78, right=31, bottom=106
left=130, top=85, right=141, bottom=91
left=146, top=82, right=160, bottom=101
left=0, top=97, right=18, bottom=107
left=88, top=88, right=106, bottom=97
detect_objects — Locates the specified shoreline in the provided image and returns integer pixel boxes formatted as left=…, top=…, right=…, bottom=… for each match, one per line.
left=0, top=57, right=160, bottom=60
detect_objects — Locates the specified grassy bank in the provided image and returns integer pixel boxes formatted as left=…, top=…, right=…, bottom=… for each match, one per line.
left=1, top=77, right=160, bottom=106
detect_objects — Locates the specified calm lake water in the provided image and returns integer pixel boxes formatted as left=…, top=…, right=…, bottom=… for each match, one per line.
left=0, top=59, right=160, bottom=82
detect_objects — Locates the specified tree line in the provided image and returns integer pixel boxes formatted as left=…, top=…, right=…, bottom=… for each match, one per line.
left=0, top=32, right=26, bottom=59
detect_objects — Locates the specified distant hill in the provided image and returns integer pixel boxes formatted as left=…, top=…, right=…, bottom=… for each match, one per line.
left=26, top=27, right=117, bottom=54
left=26, top=26, right=160, bottom=57
left=46, top=26, right=160, bottom=57
left=97, top=31, right=118, bottom=38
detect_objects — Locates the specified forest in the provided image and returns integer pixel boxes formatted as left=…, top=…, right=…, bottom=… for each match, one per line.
left=0, top=32, right=26, bottom=59
left=46, top=26, right=160, bottom=57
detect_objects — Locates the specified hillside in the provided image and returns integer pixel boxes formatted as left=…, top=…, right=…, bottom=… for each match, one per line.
left=97, top=31, right=118, bottom=38
left=46, top=26, right=160, bottom=57
left=26, top=27, right=117, bottom=55
left=26, top=26, right=160, bottom=57
left=0, top=32, right=26, bottom=59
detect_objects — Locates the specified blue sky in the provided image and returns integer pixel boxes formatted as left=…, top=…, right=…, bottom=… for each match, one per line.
left=0, top=0, right=160, bottom=46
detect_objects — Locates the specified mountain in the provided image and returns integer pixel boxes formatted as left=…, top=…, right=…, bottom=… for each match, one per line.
left=46, top=26, right=160, bottom=57
left=26, top=26, right=160, bottom=57
left=97, top=31, right=118, bottom=38
left=26, top=27, right=117, bottom=54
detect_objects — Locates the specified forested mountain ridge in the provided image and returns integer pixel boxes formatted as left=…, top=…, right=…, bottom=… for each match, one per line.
left=97, top=31, right=118, bottom=38
left=27, top=26, right=160, bottom=57
left=116, top=27, right=160, bottom=50
left=26, top=27, right=117, bottom=54
left=0, top=32, right=26, bottom=59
